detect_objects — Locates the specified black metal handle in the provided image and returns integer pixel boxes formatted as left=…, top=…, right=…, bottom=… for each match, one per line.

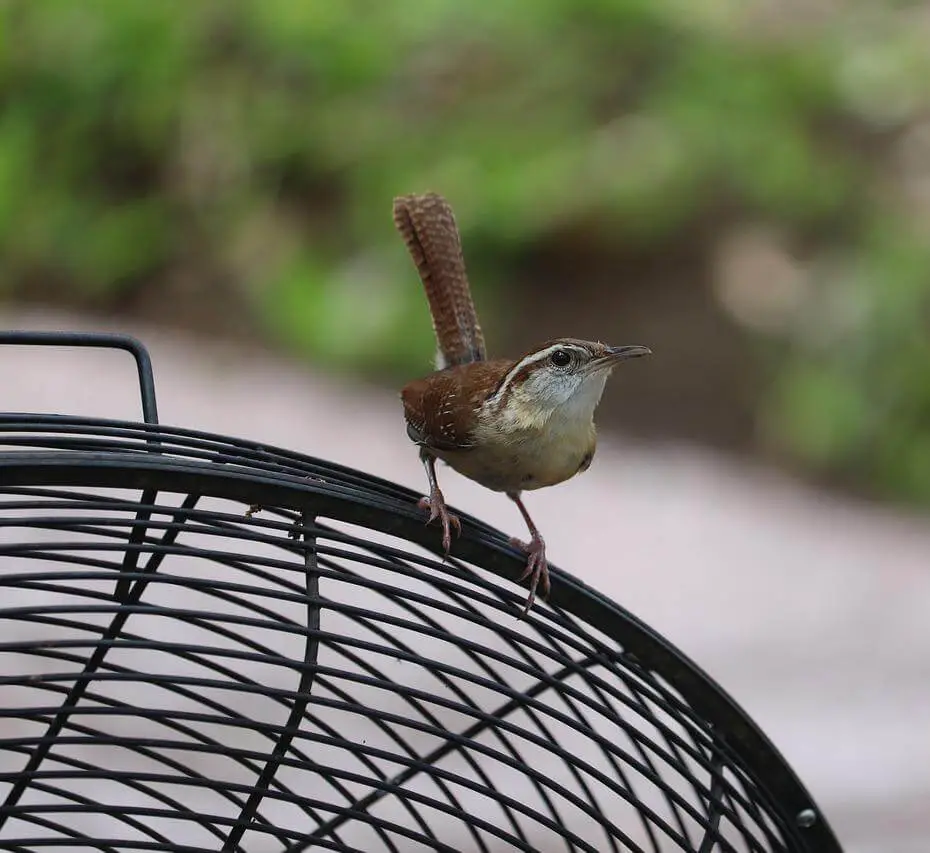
left=0, top=331, right=159, bottom=424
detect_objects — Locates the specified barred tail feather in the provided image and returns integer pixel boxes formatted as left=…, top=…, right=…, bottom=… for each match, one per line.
left=393, top=193, right=486, bottom=367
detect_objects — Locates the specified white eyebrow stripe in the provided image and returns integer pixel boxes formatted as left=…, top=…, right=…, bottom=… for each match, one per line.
left=485, top=343, right=588, bottom=406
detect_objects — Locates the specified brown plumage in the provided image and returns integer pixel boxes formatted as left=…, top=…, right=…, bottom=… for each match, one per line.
left=402, top=340, right=616, bottom=495
left=402, top=360, right=512, bottom=451
left=394, top=192, right=651, bottom=615
left=392, top=193, right=485, bottom=368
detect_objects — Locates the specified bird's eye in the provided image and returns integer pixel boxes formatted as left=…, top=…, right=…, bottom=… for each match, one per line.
left=550, top=349, right=571, bottom=367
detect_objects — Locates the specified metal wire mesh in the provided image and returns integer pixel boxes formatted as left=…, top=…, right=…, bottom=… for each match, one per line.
left=0, top=335, right=842, bottom=852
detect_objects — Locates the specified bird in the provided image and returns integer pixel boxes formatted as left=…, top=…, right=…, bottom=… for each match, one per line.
left=394, top=192, right=650, bottom=614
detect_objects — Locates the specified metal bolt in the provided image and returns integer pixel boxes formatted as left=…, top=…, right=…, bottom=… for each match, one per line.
left=796, top=808, right=817, bottom=828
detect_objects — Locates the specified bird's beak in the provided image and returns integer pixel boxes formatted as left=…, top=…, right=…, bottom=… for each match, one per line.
left=606, top=345, right=652, bottom=361
left=590, top=344, right=651, bottom=371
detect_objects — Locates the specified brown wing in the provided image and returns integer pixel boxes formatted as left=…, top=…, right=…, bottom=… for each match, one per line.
left=393, top=193, right=486, bottom=367
left=401, top=360, right=511, bottom=451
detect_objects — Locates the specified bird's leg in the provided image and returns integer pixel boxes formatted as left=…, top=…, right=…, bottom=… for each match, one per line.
left=507, top=491, right=549, bottom=615
left=417, top=448, right=461, bottom=553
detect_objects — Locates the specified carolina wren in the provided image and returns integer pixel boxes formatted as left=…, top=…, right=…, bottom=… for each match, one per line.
left=394, top=192, right=650, bottom=614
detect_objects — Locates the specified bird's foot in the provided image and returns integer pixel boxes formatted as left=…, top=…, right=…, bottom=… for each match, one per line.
left=510, top=534, right=549, bottom=616
left=417, top=489, right=461, bottom=553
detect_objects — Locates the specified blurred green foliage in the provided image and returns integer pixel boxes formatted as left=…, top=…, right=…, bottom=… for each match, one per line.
left=0, top=0, right=928, bottom=505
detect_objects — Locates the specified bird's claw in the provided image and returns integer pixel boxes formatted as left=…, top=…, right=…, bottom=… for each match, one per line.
left=417, top=491, right=461, bottom=553
left=510, top=535, right=549, bottom=616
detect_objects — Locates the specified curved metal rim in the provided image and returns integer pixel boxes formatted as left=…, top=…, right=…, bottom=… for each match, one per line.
left=0, top=414, right=843, bottom=852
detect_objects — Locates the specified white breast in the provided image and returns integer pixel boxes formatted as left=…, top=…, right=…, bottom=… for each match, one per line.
left=438, top=372, right=608, bottom=492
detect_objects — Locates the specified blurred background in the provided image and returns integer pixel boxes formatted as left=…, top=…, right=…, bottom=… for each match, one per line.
left=1, top=1, right=929, bottom=849
left=2, top=0, right=929, bottom=507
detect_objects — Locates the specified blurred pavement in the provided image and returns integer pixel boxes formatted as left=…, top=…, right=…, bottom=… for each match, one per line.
left=2, top=307, right=928, bottom=852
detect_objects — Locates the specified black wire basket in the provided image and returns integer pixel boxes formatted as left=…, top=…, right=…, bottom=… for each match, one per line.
left=0, top=332, right=842, bottom=852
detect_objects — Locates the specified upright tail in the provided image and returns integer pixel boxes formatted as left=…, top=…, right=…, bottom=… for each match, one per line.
left=393, top=193, right=486, bottom=368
